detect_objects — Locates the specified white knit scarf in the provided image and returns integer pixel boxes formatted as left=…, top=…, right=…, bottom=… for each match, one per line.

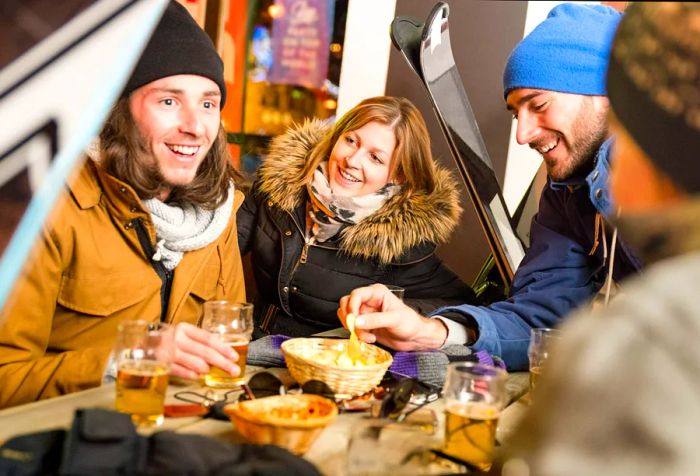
left=142, top=184, right=235, bottom=270
left=306, top=162, right=401, bottom=242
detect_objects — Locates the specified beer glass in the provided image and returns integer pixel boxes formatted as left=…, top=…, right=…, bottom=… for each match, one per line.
left=528, top=328, right=560, bottom=393
left=385, top=285, right=405, bottom=301
left=200, top=301, right=254, bottom=388
left=114, top=321, right=174, bottom=427
left=442, top=362, right=507, bottom=471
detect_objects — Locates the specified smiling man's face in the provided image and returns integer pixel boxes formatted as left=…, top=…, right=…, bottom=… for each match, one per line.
left=129, top=74, right=221, bottom=195
left=506, top=88, right=609, bottom=181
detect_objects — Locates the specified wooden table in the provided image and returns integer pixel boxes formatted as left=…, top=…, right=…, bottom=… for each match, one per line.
left=0, top=368, right=530, bottom=475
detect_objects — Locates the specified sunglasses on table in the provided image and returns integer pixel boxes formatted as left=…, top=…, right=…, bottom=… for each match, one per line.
left=374, top=372, right=442, bottom=423
left=171, top=371, right=336, bottom=419
left=171, top=371, right=440, bottom=421
left=239, top=371, right=336, bottom=401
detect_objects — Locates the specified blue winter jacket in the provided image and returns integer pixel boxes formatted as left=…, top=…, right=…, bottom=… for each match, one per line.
left=435, top=139, right=642, bottom=370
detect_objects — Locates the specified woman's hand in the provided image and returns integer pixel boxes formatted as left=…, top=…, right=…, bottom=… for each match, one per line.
left=338, top=284, right=447, bottom=351
left=169, top=322, right=240, bottom=380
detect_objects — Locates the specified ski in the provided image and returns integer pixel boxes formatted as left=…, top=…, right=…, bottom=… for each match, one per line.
left=391, top=2, right=525, bottom=287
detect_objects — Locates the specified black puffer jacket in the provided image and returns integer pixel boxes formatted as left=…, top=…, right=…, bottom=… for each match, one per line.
left=237, top=120, right=475, bottom=336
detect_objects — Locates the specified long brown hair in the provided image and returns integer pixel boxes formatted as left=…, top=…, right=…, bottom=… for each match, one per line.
left=302, top=96, right=436, bottom=193
left=99, top=98, right=241, bottom=209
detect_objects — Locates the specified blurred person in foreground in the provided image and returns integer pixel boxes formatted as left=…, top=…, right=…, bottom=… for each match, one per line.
left=494, top=3, right=700, bottom=475
left=0, top=1, right=245, bottom=408
left=338, top=3, right=641, bottom=369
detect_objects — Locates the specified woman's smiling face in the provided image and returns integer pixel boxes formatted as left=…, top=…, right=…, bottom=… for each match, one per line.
left=327, top=121, right=396, bottom=198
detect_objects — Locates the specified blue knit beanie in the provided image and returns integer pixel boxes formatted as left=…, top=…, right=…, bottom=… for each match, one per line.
left=503, top=3, right=622, bottom=99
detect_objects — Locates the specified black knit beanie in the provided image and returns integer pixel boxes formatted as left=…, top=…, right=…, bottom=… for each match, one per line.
left=607, top=3, right=700, bottom=193
left=122, top=1, right=226, bottom=107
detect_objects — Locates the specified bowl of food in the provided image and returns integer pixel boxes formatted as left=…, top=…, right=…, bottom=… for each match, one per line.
left=281, top=337, right=393, bottom=398
left=224, top=394, right=338, bottom=455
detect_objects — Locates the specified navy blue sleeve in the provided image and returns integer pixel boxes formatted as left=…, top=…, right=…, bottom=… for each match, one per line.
left=432, top=187, right=601, bottom=371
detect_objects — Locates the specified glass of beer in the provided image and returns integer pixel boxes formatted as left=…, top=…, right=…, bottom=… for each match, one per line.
left=200, top=301, right=254, bottom=388
left=385, top=285, right=405, bottom=301
left=442, top=362, right=507, bottom=471
left=114, top=321, right=174, bottom=427
left=528, top=328, right=560, bottom=394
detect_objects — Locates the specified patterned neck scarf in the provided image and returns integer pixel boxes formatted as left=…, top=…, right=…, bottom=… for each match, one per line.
left=142, top=185, right=235, bottom=270
left=306, top=162, right=401, bottom=242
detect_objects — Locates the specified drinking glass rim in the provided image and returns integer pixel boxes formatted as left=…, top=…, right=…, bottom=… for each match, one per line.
left=530, top=327, right=560, bottom=335
left=384, top=285, right=405, bottom=291
left=446, top=361, right=507, bottom=380
left=116, top=320, right=171, bottom=333
left=203, top=301, right=254, bottom=310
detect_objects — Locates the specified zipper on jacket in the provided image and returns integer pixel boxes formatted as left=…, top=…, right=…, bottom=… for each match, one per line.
left=289, top=239, right=310, bottom=278
left=286, top=210, right=310, bottom=275
left=133, top=219, right=172, bottom=322
left=285, top=208, right=343, bottom=274
left=299, top=242, right=309, bottom=264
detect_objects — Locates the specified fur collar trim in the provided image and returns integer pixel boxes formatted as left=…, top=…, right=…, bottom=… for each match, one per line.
left=258, top=120, right=463, bottom=263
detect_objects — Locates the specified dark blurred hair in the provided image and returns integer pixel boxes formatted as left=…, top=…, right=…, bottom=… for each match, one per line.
left=99, top=98, right=240, bottom=209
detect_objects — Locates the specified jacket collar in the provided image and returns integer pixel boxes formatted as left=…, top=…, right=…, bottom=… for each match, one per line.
left=68, top=159, right=103, bottom=210
left=69, top=158, right=156, bottom=242
left=256, top=120, right=463, bottom=264
left=69, top=158, right=143, bottom=211
left=548, top=137, right=615, bottom=216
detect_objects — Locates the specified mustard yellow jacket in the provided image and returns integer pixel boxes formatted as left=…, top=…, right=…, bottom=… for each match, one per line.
left=0, top=159, right=245, bottom=408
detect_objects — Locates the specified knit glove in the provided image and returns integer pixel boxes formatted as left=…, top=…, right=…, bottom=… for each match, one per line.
left=389, top=346, right=505, bottom=388
left=247, top=335, right=290, bottom=367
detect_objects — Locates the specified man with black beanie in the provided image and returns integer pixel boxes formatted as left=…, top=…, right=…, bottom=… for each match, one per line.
left=0, top=1, right=246, bottom=408
left=496, top=4, right=700, bottom=475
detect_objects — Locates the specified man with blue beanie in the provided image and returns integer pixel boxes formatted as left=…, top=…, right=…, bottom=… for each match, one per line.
left=503, top=3, right=619, bottom=181
left=338, top=3, right=642, bottom=372
left=498, top=4, right=700, bottom=474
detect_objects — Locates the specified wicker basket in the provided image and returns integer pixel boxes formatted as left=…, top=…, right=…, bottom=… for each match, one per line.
left=224, top=394, right=337, bottom=455
left=281, top=337, right=393, bottom=398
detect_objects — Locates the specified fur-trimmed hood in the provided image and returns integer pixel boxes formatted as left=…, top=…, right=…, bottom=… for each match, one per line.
left=257, top=119, right=463, bottom=264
